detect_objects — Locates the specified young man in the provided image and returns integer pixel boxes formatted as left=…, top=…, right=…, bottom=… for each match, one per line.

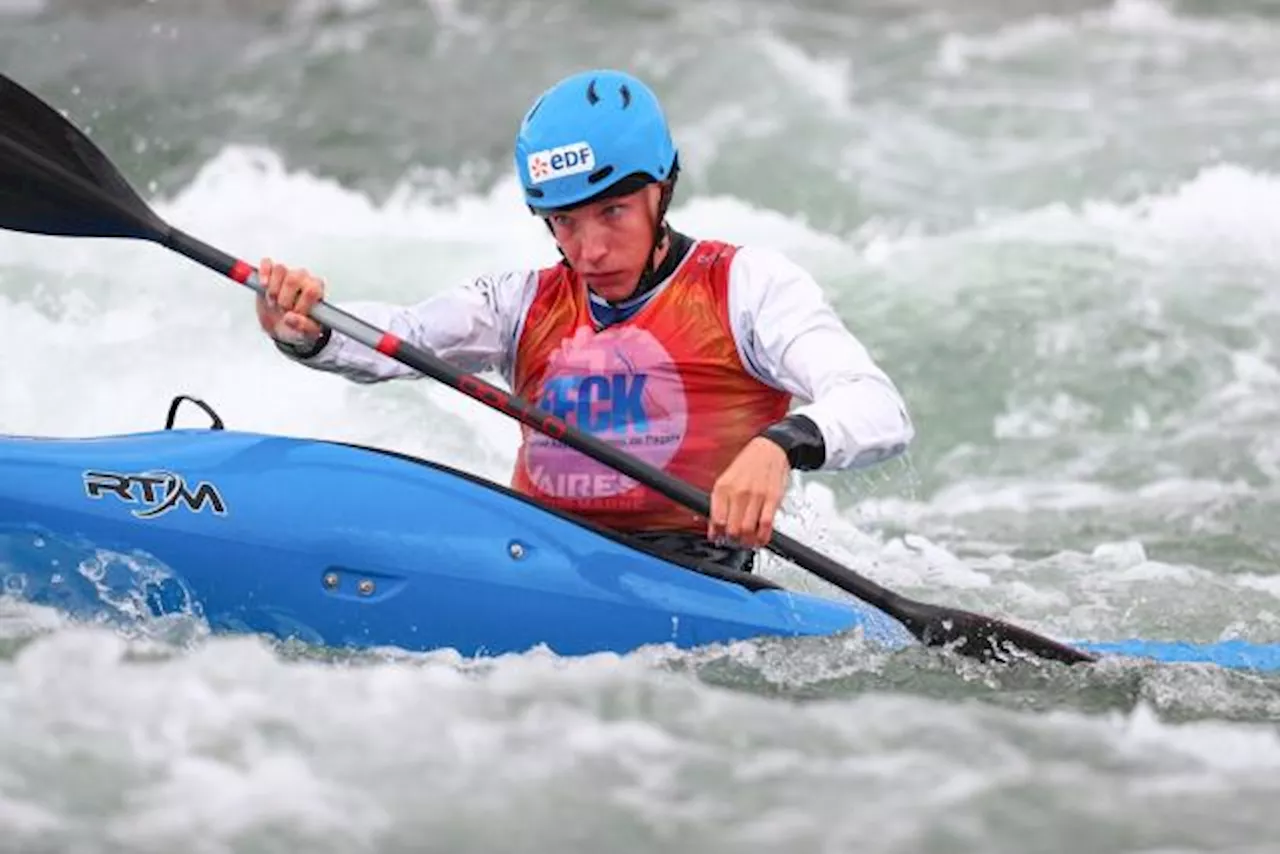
left=256, top=68, right=913, bottom=575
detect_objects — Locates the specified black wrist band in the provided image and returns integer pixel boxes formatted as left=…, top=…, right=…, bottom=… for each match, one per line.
left=758, top=414, right=826, bottom=471
left=275, top=326, right=332, bottom=360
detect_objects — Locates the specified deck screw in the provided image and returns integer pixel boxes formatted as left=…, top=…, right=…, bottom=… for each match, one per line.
left=322, top=572, right=339, bottom=590
left=357, top=579, right=375, bottom=595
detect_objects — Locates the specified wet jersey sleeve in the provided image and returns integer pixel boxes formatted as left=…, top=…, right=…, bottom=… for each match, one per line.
left=277, top=270, right=539, bottom=386
left=726, top=246, right=915, bottom=470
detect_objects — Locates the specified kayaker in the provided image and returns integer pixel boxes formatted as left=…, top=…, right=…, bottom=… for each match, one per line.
left=255, top=68, right=914, bottom=577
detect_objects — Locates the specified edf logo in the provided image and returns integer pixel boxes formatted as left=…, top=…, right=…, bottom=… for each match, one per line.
left=526, top=141, right=596, bottom=184
left=539, top=373, right=648, bottom=433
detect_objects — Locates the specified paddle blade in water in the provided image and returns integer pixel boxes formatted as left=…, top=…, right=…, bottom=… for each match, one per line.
left=770, top=532, right=1097, bottom=666
left=895, top=599, right=1098, bottom=665
left=0, top=74, right=167, bottom=242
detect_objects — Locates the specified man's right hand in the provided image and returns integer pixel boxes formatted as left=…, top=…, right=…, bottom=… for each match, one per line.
left=256, top=257, right=327, bottom=347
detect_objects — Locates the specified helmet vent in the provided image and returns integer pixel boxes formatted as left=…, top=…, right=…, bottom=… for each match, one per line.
left=586, top=79, right=600, bottom=105
left=587, top=165, right=614, bottom=184
left=619, top=84, right=631, bottom=108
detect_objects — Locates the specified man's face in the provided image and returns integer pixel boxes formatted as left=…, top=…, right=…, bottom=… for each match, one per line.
left=546, top=183, right=663, bottom=302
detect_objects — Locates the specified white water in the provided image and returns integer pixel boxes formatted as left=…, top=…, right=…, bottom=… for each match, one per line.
left=0, top=626, right=1278, bottom=854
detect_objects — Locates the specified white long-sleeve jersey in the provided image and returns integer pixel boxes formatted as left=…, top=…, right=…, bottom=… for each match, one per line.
left=281, top=243, right=914, bottom=470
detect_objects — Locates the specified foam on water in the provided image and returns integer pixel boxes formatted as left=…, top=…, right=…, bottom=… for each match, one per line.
left=0, top=625, right=1278, bottom=853
left=0, top=0, right=43, bottom=17
left=935, top=0, right=1275, bottom=76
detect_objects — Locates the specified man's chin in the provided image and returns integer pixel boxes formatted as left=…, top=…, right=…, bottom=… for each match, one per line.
left=587, top=277, right=637, bottom=302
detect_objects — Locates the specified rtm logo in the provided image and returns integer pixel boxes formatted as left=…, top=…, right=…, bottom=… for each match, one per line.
left=83, top=470, right=228, bottom=519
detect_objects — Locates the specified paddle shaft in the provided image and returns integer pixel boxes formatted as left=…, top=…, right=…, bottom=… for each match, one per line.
left=163, top=227, right=908, bottom=616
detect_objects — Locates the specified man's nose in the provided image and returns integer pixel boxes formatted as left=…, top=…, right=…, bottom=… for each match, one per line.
left=577, top=219, right=610, bottom=265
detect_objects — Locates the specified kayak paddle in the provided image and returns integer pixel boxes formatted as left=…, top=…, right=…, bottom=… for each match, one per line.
left=0, top=72, right=1097, bottom=666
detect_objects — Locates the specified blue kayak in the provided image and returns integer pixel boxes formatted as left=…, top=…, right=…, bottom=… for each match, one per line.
left=0, top=408, right=910, bottom=655
left=1, top=399, right=1278, bottom=671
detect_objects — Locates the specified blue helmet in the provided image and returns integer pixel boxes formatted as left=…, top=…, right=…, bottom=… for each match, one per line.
left=515, top=69, right=678, bottom=213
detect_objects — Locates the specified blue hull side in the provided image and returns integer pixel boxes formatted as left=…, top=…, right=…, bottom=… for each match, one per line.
left=0, top=429, right=907, bottom=656
left=1076, top=639, right=1280, bottom=672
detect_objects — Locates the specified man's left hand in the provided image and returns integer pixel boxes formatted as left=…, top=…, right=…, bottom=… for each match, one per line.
left=707, top=437, right=791, bottom=549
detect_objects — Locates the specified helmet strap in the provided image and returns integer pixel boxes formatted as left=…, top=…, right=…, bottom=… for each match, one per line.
left=626, top=176, right=677, bottom=302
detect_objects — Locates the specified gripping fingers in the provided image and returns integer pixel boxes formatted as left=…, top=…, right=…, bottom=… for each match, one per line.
left=708, top=483, right=728, bottom=543
left=279, top=269, right=323, bottom=318
left=727, top=490, right=764, bottom=548
left=276, top=270, right=304, bottom=313
left=260, top=257, right=283, bottom=305
left=753, top=492, right=781, bottom=548
left=296, top=273, right=323, bottom=318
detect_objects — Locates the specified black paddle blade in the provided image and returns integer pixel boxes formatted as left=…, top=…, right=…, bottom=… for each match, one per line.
left=0, top=74, right=167, bottom=242
left=770, top=532, right=1096, bottom=666
left=895, top=599, right=1098, bottom=665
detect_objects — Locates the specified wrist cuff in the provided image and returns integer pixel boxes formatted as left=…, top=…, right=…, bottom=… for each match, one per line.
left=274, top=326, right=332, bottom=360
left=758, top=414, right=826, bottom=471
